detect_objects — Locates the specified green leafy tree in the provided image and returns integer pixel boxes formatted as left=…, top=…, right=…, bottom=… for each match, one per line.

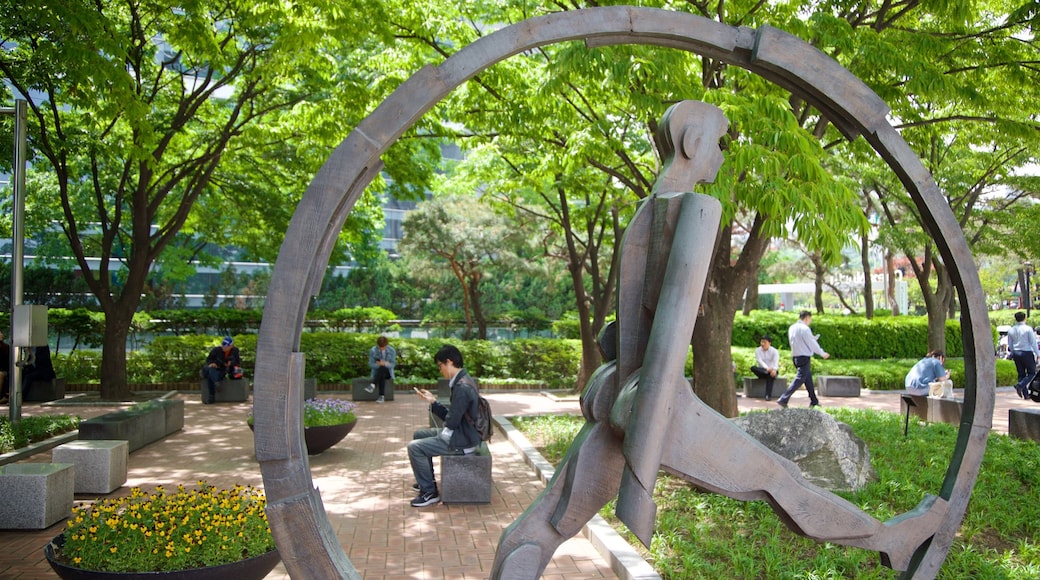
left=0, top=0, right=430, bottom=399
left=398, top=195, right=531, bottom=339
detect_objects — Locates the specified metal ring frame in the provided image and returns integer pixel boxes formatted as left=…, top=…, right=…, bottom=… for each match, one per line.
left=251, top=7, right=994, bottom=578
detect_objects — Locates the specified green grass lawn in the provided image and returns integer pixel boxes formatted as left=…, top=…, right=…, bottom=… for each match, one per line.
left=513, top=409, right=1040, bottom=579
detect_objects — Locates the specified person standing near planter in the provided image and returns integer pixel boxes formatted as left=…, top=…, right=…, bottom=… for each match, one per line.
left=202, top=336, right=242, bottom=404
left=776, top=311, right=829, bottom=408
left=408, top=344, right=481, bottom=507
left=366, top=336, right=396, bottom=403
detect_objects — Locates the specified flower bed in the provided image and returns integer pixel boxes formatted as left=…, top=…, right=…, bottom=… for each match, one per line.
left=52, top=482, right=276, bottom=574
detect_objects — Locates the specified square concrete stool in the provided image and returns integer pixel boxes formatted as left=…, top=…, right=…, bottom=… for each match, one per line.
left=199, top=378, right=250, bottom=402
left=351, top=378, right=394, bottom=401
left=817, top=375, right=862, bottom=397
left=53, top=440, right=129, bottom=494
left=742, top=377, right=787, bottom=399
left=440, top=443, right=492, bottom=504
left=0, top=463, right=74, bottom=529
left=1009, top=408, right=1040, bottom=442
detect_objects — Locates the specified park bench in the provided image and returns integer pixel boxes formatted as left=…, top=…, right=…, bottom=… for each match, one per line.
left=440, top=441, right=493, bottom=504
left=1009, top=408, right=1040, bottom=443
left=351, top=377, right=394, bottom=401
left=199, top=377, right=249, bottom=402
left=23, top=377, right=66, bottom=402
left=79, top=399, right=185, bottom=452
left=900, top=393, right=963, bottom=436
left=0, top=463, right=74, bottom=529
left=817, top=375, right=861, bottom=397
left=52, top=440, right=128, bottom=494
left=742, top=377, right=787, bottom=399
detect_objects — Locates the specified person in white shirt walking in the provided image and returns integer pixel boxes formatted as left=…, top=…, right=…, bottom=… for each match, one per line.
left=750, top=334, right=780, bottom=400
left=1007, top=311, right=1039, bottom=399
left=776, top=311, right=829, bottom=408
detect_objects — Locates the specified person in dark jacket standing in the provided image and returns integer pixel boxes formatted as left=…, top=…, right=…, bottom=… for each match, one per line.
left=407, top=344, right=480, bottom=507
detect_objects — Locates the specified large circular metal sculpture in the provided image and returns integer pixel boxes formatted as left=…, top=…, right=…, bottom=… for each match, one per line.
left=253, top=7, right=994, bottom=579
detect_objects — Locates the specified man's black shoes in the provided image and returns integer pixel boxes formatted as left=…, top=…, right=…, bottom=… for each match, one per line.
left=410, top=490, right=441, bottom=507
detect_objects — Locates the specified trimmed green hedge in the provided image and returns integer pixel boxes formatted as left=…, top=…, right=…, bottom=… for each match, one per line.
left=48, top=313, right=1013, bottom=392
left=56, top=334, right=582, bottom=389
left=732, top=311, right=969, bottom=358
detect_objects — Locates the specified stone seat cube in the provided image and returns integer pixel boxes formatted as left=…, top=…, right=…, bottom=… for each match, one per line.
left=742, top=377, right=787, bottom=399
left=23, top=377, right=66, bottom=402
left=440, top=442, right=492, bottom=504
left=351, top=378, right=394, bottom=401
left=52, top=440, right=128, bottom=494
left=0, top=463, right=74, bottom=529
left=1009, top=408, right=1040, bottom=442
left=199, top=378, right=249, bottom=403
left=817, top=376, right=861, bottom=397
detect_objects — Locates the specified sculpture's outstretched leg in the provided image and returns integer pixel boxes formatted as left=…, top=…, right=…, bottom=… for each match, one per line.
left=646, top=381, right=949, bottom=571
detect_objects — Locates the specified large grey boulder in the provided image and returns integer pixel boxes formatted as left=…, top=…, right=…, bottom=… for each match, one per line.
left=732, top=408, right=877, bottom=491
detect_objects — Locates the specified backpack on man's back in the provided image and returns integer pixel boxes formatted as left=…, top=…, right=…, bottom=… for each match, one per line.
left=457, top=377, right=494, bottom=442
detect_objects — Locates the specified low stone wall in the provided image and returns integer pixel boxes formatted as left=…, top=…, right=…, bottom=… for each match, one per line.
left=78, top=399, right=185, bottom=452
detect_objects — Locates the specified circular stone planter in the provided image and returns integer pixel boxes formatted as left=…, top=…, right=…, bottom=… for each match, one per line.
left=249, top=418, right=357, bottom=455
left=302, top=420, right=357, bottom=455
left=45, top=534, right=281, bottom=580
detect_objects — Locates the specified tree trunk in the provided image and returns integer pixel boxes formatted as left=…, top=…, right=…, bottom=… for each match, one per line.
left=886, top=251, right=898, bottom=314
left=861, top=229, right=874, bottom=319
left=99, top=304, right=135, bottom=401
left=812, top=253, right=826, bottom=314
left=742, top=265, right=759, bottom=315
left=691, top=215, right=771, bottom=418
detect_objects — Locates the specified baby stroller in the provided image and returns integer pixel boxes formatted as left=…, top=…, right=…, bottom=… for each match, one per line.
left=996, top=325, right=1012, bottom=360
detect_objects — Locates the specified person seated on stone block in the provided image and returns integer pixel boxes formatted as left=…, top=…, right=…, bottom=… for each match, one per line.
left=366, top=336, right=396, bottom=403
left=904, top=350, right=952, bottom=398
left=201, top=336, right=243, bottom=404
left=19, top=343, right=55, bottom=399
left=750, top=334, right=780, bottom=400
left=408, top=344, right=481, bottom=508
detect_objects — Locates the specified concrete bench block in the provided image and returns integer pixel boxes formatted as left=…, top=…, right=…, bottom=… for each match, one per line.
left=440, top=443, right=492, bottom=504
left=24, top=377, right=66, bottom=402
left=901, top=394, right=962, bottom=426
left=200, top=378, right=249, bottom=403
left=351, top=378, right=394, bottom=401
left=742, top=377, right=787, bottom=398
left=1009, top=408, right=1040, bottom=442
left=163, top=399, right=184, bottom=436
left=304, top=378, right=317, bottom=400
left=926, top=397, right=963, bottom=424
left=53, top=440, right=128, bottom=494
left=0, top=463, right=74, bottom=529
left=817, top=376, right=861, bottom=397
left=79, top=404, right=166, bottom=452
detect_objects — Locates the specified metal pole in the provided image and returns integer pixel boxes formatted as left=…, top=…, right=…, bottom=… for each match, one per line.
left=7, top=100, right=27, bottom=422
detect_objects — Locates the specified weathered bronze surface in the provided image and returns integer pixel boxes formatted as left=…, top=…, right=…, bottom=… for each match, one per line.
left=253, top=7, right=994, bottom=579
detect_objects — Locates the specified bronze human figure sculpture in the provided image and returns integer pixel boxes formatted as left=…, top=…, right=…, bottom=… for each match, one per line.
left=490, top=100, right=948, bottom=579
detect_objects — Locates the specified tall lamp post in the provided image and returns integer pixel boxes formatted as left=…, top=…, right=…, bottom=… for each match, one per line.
left=2, top=100, right=27, bottom=423
left=1026, top=261, right=1034, bottom=319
